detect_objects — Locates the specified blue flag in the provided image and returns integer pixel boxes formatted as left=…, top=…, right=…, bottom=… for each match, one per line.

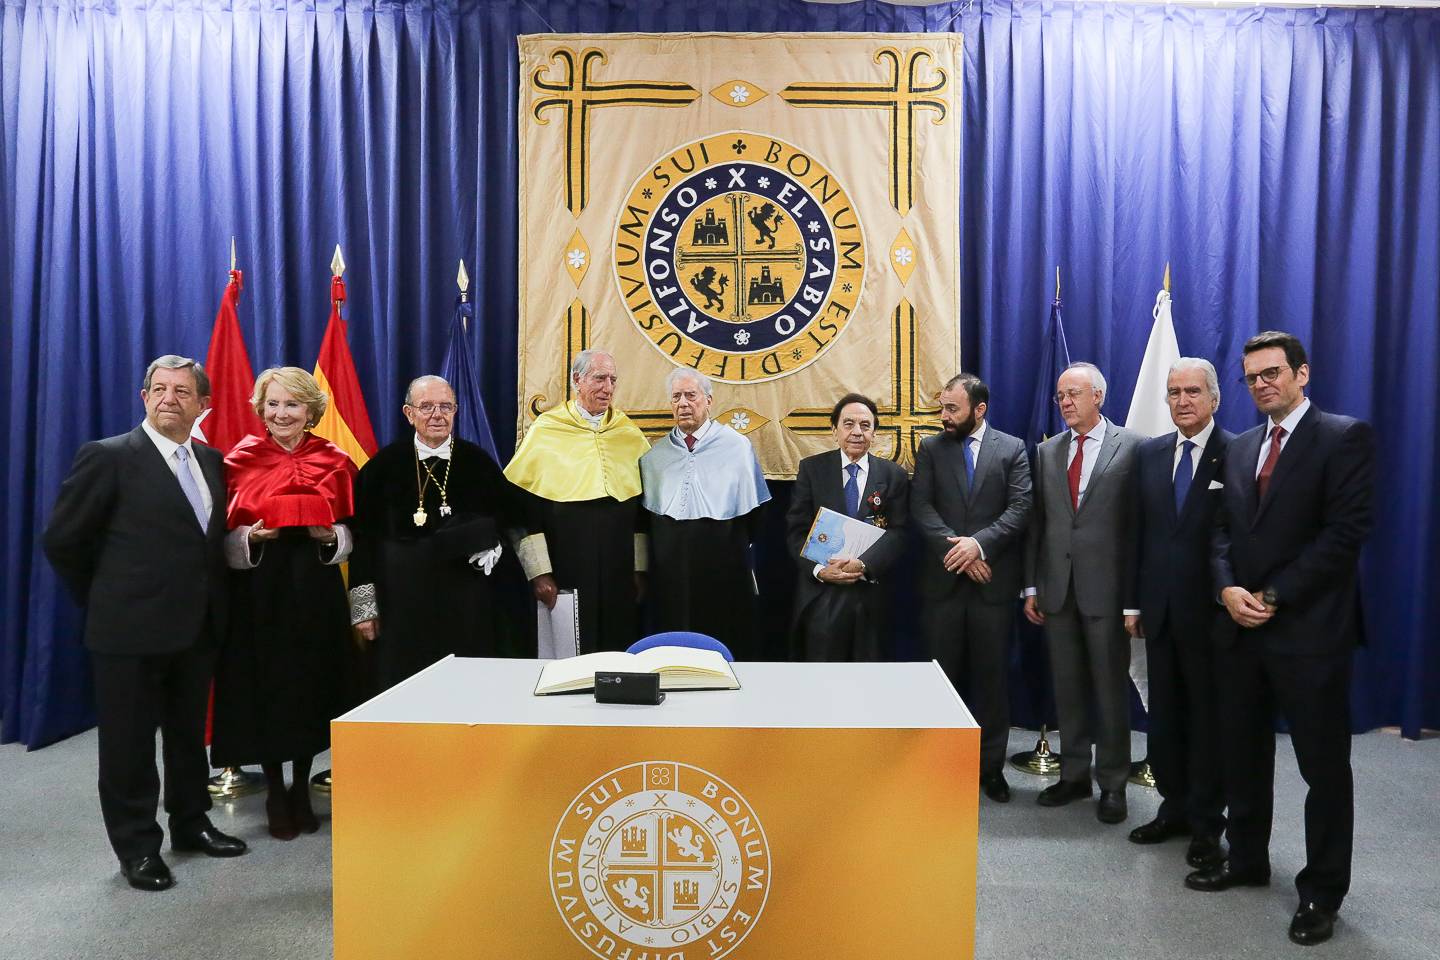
left=439, top=292, right=498, bottom=459
left=1025, top=290, right=1073, bottom=449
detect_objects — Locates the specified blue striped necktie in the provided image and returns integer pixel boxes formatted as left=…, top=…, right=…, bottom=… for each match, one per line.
left=1174, top=439, right=1195, bottom=513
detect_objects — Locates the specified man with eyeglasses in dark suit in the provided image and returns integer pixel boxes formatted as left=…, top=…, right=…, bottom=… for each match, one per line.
left=1188, top=331, right=1375, bottom=948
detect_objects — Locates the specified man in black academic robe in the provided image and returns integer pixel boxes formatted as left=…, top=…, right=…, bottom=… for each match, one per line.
left=349, top=375, right=526, bottom=689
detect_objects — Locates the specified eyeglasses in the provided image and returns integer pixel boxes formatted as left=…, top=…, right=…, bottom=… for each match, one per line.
left=1052, top=388, right=1091, bottom=405
left=1239, top=366, right=1286, bottom=388
left=411, top=402, right=456, bottom=415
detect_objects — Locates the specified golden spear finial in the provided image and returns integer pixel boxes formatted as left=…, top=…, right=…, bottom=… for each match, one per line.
left=230, top=236, right=236, bottom=272
left=1163, top=261, right=1171, bottom=294
left=1055, top=265, right=1061, bottom=302
left=331, top=244, right=346, bottom=277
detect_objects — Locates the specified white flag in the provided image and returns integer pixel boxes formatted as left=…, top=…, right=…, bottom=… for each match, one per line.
left=1125, top=287, right=1182, bottom=438
left=1125, top=277, right=1182, bottom=712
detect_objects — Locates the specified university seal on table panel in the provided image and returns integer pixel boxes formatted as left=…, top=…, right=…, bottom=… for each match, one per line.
left=613, top=132, right=866, bottom=384
left=549, top=761, right=771, bottom=959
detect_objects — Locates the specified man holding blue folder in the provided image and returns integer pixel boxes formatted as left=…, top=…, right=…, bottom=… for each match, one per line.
left=787, top=394, right=909, bottom=662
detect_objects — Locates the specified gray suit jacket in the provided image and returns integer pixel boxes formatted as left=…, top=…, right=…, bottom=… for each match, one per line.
left=911, top=426, right=1032, bottom=603
left=1024, top=418, right=1141, bottom=617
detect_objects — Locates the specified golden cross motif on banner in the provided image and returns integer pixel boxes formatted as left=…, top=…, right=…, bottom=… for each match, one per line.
left=779, top=48, right=949, bottom=216
left=527, top=299, right=590, bottom=418
left=532, top=48, right=701, bottom=215
left=781, top=300, right=942, bottom=471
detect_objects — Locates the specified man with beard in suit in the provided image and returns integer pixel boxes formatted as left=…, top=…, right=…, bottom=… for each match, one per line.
left=912, top=374, right=1031, bottom=802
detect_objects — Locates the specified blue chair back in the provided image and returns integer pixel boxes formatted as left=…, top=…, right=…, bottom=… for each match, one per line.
left=627, top=631, right=735, bottom=662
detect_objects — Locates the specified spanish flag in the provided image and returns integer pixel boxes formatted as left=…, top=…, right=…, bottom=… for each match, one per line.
left=311, top=248, right=379, bottom=467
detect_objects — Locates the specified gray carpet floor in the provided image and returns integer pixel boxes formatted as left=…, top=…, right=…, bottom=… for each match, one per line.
left=1, top=728, right=1435, bottom=959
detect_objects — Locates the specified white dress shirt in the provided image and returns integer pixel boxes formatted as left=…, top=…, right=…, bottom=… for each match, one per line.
left=141, top=419, right=213, bottom=518
left=574, top=401, right=605, bottom=430
left=675, top=417, right=715, bottom=447
left=415, top=433, right=454, bottom=460
left=1173, top=418, right=1216, bottom=479
left=1065, top=416, right=1108, bottom=508
left=1255, top=397, right=1310, bottom=476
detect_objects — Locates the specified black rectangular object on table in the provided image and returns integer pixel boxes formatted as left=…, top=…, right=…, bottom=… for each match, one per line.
left=593, top=671, right=665, bottom=705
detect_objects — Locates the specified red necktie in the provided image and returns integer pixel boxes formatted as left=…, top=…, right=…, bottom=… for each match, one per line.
left=1067, top=434, right=1088, bottom=510
left=1256, top=424, right=1286, bottom=500
left=684, top=434, right=696, bottom=452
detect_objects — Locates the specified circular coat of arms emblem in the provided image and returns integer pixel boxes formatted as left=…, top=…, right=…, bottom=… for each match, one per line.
left=549, top=761, right=771, bottom=959
left=613, top=131, right=866, bottom=384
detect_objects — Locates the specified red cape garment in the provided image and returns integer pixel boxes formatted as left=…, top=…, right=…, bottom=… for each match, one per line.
left=223, top=432, right=356, bottom=529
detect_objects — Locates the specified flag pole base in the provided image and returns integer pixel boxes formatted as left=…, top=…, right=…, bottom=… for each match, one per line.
left=311, top=769, right=333, bottom=794
left=1128, top=759, right=1157, bottom=789
left=207, top=767, right=264, bottom=800
left=1009, top=726, right=1063, bottom=777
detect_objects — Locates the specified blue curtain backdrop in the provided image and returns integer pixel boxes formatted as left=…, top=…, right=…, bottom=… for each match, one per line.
left=2, top=0, right=1436, bottom=747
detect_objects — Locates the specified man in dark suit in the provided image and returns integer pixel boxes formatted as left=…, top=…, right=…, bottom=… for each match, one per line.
left=45, top=355, right=247, bottom=891
left=912, top=374, right=1031, bottom=802
left=1187, top=332, right=1373, bottom=948
left=1125, top=358, right=1232, bottom=866
left=1023, top=362, right=1142, bottom=824
left=787, top=393, right=909, bottom=662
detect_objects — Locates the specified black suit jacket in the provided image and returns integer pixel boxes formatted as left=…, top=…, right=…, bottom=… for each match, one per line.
left=44, top=425, right=230, bottom=655
left=910, top=427, right=1032, bottom=603
left=1211, top=404, right=1374, bottom=656
left=785, top=451, right=909, bottom=620
left=1134, top=425, right=1233, bottom=635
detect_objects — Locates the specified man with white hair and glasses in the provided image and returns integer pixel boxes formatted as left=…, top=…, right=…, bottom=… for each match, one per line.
left=1023, top=361, right=1143, bottom=824
left=1125, top=358, right=1233, bottom=867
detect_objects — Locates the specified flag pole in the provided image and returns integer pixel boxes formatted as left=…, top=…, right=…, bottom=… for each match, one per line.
left=1009, top=264, right=1066, bottom=779
left=207, top=236, right=265, bottom=801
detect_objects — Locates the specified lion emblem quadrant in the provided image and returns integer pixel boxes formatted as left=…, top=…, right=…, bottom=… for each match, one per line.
left=614, top=131, right=866, bottom=384
left=549, top=761, right=772, bottom=959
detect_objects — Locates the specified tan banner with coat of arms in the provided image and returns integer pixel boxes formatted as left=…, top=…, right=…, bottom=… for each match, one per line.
left=517, top=33, right=962, bottom=478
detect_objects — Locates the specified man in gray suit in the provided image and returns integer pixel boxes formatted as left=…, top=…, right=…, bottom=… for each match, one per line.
left=1023, top=362, right=1142, bottom=823
left=912, top=374, right=1032, bottom=802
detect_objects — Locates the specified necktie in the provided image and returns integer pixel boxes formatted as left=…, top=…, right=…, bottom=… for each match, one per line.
left=1067, top=434, right=1088, bottom=511
left=173, top=447, right=209, bottom=531
left=844, top=462, right=861, bottom=517
left=1173, top=439, right=1195, bottom=513
left=1256, top=424, right=1286, bottom=500
left=963, top=435, right=976, bottom=489
left=684, top=433, right=696, bottom=452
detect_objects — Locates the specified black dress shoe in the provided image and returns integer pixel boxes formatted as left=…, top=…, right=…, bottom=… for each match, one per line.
left=1128, top=817, right=1189, bottom=844
left=1036, top=779, right=1091, bottom=807
left=1186, top=834, right=1224, bottom=868
left=979, top=772, right=1011, bottom=803
left=1289, top=902, right=1337, bottom=946
left=120, top=855, right=174, bottom=892
left=172, top=825, right=248, bottom=858
left=1184, top=861, right=1270, bottom=892
left=1096, top=789, right=1127, bottom=824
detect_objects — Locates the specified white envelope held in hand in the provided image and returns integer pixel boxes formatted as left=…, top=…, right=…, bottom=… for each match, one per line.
left=1208, top=480, right=1224, bottom=490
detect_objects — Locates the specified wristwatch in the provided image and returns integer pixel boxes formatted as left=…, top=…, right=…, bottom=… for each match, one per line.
left=1261, top=587, right=1279, bottom=607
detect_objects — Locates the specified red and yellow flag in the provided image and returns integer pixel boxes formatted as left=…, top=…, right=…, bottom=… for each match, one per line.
left=312, top=256, right=379, bottom=467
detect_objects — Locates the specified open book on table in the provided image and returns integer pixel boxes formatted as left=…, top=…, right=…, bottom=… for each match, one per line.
left=533, top=645, right=740, bottom=695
